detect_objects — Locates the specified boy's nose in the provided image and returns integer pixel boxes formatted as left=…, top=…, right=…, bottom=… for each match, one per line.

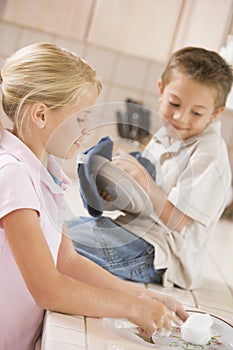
left=173, top=110, right=189, bottom=123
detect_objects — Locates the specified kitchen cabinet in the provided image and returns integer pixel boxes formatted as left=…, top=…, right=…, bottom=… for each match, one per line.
left=87, top=0, right=233, bottom=62
left=1, top=0, right=233, bottom=63
left=87, top=0, right=183, bottom=62
left=172, top=0, right=233, bottom=52
left=1, top=0, right=94, bottom=40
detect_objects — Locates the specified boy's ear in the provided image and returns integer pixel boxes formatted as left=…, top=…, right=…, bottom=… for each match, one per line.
left=157, top=78, right=164, bottom=96
left=30, top=102, right=47, bottom=128
left=210, top=106, right=225, bottom=121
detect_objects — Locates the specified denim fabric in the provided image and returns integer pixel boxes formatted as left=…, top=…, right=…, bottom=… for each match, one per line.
left=68, top=216, right=165, bottom=284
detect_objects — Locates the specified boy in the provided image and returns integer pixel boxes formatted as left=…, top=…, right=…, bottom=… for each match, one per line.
left=68, top=47, right=233, bottom=289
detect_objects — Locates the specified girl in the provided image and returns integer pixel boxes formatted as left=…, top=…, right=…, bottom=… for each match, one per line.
left=0, top=43, right=187, bottom=350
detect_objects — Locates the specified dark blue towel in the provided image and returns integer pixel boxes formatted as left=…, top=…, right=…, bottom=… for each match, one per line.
left=78, top=137, right=155, bottom=218
left=78, top=136, right=113, bottom=218
left=129, top=151, right=156, bottom=181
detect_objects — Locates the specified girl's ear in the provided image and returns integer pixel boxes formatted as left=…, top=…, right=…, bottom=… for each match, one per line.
left=30, top=102, right=47, bottom=129
left=210, top=106, right=225, bottom=121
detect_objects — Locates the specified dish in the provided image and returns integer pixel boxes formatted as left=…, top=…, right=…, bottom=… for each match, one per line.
left=103, top=311, right=233, bottom=349
left=89, top=155, right=154, bottom=216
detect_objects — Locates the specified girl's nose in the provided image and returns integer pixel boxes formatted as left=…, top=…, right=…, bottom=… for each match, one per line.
left=81, top=128, right=92, bottom=135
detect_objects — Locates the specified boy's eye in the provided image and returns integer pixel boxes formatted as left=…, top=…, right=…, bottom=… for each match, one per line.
left=192, top=111, right=202, bottom=116
left=169, top=101, right=180, bottom=107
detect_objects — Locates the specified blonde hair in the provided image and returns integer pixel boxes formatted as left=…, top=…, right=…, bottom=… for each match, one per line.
left=0, top=42, right=102, bottom=138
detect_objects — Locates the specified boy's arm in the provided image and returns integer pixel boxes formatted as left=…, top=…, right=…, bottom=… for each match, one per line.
left=112, top=154, right=190, bottom=231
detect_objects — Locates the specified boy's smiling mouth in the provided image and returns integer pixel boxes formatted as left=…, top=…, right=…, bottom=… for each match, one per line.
left=171, top=123, right=188, bottom=131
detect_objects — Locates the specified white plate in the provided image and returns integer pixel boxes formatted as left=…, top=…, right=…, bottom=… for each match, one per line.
left=103, top=311, right=233, bottom=349
left=89, top=155, right=154, bottom=216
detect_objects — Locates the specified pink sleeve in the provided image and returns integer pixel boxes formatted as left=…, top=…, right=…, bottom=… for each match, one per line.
left=0, top=162, right=41, bottom=220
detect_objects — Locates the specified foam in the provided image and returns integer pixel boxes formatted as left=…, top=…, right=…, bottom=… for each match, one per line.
left=181, top=313, right=213, bottom=345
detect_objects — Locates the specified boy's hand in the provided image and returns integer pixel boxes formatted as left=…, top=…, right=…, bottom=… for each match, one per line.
left=98, top=188, right=114, bottom=202
left=112, top=153, right=151, bottom=193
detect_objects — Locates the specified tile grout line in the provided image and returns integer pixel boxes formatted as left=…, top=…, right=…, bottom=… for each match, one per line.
left=208, top=249, right=233, bottom=298
left=84, top=316, right=88, bottom=350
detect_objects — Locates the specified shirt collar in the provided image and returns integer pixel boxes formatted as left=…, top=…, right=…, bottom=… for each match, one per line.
left=1, top=129, right=70, bottom=191
left=154, top=120, right=222, bottom=153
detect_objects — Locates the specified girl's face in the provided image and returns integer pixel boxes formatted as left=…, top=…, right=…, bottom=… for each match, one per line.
left=158, top=72, right=224, bottom=140
left=41, top=87, right=98, bottom=160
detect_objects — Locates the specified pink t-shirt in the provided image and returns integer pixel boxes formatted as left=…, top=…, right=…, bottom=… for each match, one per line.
left=0, top=130, right=70, bottom=350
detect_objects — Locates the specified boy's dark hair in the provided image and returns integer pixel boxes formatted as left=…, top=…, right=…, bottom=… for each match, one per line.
left=161, top=46, right=233, bottom=109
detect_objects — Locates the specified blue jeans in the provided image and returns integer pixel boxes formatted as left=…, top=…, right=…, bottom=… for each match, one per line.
left=68, top=216, right=165, bottom=284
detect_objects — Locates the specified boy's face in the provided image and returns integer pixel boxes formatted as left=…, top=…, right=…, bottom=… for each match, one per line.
left=158, top=72, right=224, bottom=140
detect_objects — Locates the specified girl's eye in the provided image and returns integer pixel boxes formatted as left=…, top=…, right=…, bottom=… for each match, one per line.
left=76, top=116, right=85, bottom=123
left=76, top=111, right=89, bottom=124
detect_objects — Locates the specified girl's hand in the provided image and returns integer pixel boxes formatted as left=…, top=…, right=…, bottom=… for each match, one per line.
left=140, top=289, right=188, bottom=322
left=129, top=294, right=181, bottom=336
left=157, top=294, right=188, bottom=322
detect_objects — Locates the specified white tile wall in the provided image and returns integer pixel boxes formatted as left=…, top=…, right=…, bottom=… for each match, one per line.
left=83, top=45, right=117, bottom=82
left=0, top=22, right=21, bottom=56
left=107, top=85, right=143, bottom=104
left=54, top=37, right=84, bottom=57
left=18, top=27, right=55, bottom=49
left=113, top=54, right=149, bottom=90
left=94, top=83, right=109, bottom=105
left=144, top=61, right=165, bottom=94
